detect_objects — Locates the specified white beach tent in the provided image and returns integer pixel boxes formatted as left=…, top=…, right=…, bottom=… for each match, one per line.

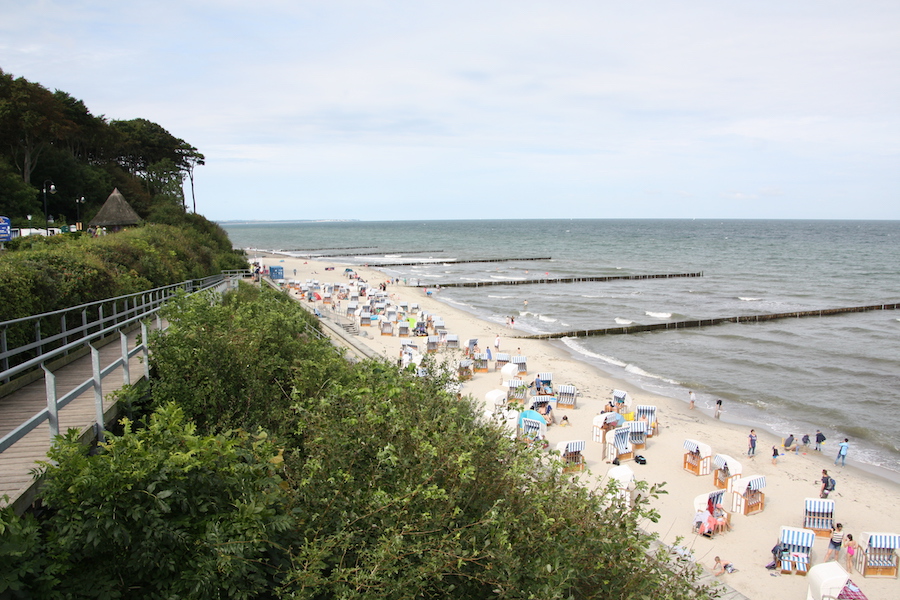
left=806, top=561, right=852, bottom=600
left=485, top=389, right=508, bottom=415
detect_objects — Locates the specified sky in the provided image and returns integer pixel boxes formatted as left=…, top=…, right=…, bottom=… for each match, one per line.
left=2, top=1, right=899, bottom=221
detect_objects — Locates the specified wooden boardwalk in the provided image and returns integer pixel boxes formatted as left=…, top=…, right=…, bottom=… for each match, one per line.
left=0, top=327, right=149, bottom=512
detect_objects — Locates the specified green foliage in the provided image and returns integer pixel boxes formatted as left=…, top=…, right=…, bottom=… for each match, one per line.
left=31, top=403, right=292, bottom=599
left=149, top=283, right=342, bottom=436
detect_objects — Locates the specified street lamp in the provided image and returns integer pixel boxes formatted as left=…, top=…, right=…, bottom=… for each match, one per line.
left=42, top=180, right=56, bottom=235
left=75, top=196, right=86, bottom=230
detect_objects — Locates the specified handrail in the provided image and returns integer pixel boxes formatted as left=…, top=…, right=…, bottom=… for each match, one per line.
left=0, top=274, right=241, bottom=454
left=1, top=274, right=235, bottom=380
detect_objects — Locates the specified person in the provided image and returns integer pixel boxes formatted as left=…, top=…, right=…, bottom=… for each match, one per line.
left=844, top=534, right=858, bottom=572
left=713, top=504, right=731, bottom=532
left=688, top=390, right=696, bottom=410
left=801, top=433, right=811, bottom=452
left=536, top=402, right=553, bottom=425
left=772, top=445, right=779, bottom=466
left=748, top=429, right=757, bottom=456
left=835, top=438, right=849, bottom=467
left=820, top=469, right=835, bottom=498
left=824, top=523, right=845, bottom=562
left=559, top=415, right=570, bottom=427
left=712, top=556, right=735, bottom=576
left=532, top=375, right=544, bottom=395
left=494, top=334, right=500, bottom=352
left=714, top=398, right=722, bottom=419
left=784, top=434, right=796, bottom=453
left=815, top=430, right=826, bottom=451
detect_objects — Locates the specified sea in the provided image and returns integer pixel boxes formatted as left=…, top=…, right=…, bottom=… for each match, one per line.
left=220, top=219, right=900, bottom=479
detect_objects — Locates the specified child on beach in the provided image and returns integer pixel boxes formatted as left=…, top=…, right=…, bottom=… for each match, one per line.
left=712, top=556, right=735, bottom=575
left=772, top=445, right=779, bottom=465
left=844, top=534, right=858, bottom=572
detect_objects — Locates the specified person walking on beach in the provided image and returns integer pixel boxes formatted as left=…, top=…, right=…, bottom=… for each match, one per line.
left=815, top=430, right=826, bottom=451
left=689, top=390, right=696, bottom=410
left=494, top=334, right=501, bottom=352
left=835, top=438, right=849, bottom=467
left=824, top=523, right=845, bottom=562
left=772, top=445, right=779, bottom=466
left=748, top=430, right=757, bottom=456
left=820, top=469, right=835, bottom=499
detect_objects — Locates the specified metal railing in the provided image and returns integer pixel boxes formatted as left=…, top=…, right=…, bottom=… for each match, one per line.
left=0, top=273, right=245, bottom=454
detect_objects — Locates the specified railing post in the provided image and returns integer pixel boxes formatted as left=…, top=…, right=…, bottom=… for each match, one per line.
left=141, top=321, right=151, bottom=379
left=120, top=330, right=131, bottom=387
left=61, top=313, right=69, bottom=355
left=43, top=364, right=60, bottom=440
left=35, top=320, right=42, bottom=357
left=1, top=326, right=8, bottom=381
left=90, top=342, right=105, bottom=442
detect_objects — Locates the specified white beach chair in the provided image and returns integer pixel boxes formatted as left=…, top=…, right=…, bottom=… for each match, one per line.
left=731, top=475, right=767, bottom=516
left=712, top=454, right=743, bottom=492
left=556, top=440, right=587, bottom=473
left=682, top=439, right=713, bottom=476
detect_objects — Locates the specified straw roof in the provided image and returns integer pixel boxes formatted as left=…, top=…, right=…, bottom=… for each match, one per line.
left=89, top=188, right=141, bottom=227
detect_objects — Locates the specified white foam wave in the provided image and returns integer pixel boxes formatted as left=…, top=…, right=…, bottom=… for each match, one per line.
left=738, top=297, right=761, bottom=302
left=561, top=339, right=627, bottom=367
left=538, top=315, right=557, bottom=323
left=488, top=295, right=514, bottom=299
left=442, top=298, right=473, bottom=309
left=645, top=311, right=672, bottom=319
left=615, top=317, right=634, bottom=325
left=624, top=364, right=681, bottom=385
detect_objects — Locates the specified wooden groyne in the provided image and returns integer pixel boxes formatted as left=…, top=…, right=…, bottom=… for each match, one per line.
left=316, top=249, right=445, bottom=258
left=517, top=303, right=900, bottom=340
left=425, top=272, right=703, bottom=288
left=379, top=256, right=552, bottom=267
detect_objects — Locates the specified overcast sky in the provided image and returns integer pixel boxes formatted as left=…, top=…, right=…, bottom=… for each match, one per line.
left=2, top=1, right=898, bottom=221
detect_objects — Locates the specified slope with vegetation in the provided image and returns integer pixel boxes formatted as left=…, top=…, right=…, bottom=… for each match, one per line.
left=1, top=284, right=719, bottom=599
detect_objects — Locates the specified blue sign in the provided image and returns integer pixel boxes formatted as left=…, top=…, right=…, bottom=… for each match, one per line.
left=0, top=216, right=10, bottom=242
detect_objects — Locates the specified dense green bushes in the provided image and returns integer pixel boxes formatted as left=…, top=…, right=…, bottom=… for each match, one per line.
left=1, top=285, right=718, bottom=599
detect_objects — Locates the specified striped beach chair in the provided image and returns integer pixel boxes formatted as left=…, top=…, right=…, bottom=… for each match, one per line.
left=592, top=412, right=620, bottom=442
left=606, top=425, right=634, bottom=463
left=426, top=335, right=440, bottom=353
left=494, top=352, right=510, bottom=371
left=346, top=301, right=358, bottom=317
left=534, top=372, right=553, bottom=395
left=519, top=417, right=546, bottom=445
left=626, top=419, right=648, bottom=450
left=692, top=490, right=730, bottom=536
left=445, top=334, right=460, bottom=349
left=457, top=359, right=473, bottom=381
left=556, top=384, right=578, bottom=409
left=731, top=475, right=767, bottom=515
left=556, top=440, right=587, bottom=473
left=682, top=439, right=713, bottom=476
left=472, top=352, right=490, bottom=373
left=380, top=320, right=393, bottom=336
left=712, top=454, right=743, bottom=492
left=503, top=379, right=527, bottom=403
left=511, top=355, right=528, bottom=375
left=777, top=526, right=815, bottom=575
left=397, top=321, right=410, bottom=337
left=359, top=307, right=371, bottom=325
left=612, top=389, right=630, bottom=412
left=856, top=532, right=900, bottom=578
left=634, top=405, right=658, bottom=436
left=802, top=498, right=835, bottom=537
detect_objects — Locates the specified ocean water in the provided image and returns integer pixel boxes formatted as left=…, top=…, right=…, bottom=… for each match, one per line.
left=221, top=219, right=900, bottom=476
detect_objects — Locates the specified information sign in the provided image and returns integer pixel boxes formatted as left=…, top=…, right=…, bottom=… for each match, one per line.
left=0, top=216, right=10, bottom=242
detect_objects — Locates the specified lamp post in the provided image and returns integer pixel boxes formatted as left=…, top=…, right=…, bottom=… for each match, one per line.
left=75, top=196, right=86, bottom=230
left=42, top=180, right=56, bottom=235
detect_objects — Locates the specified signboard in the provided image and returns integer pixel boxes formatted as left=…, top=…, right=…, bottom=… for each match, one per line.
left=0, top=216, right=10, bottom=242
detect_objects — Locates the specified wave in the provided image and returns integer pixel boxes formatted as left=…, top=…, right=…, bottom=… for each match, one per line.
left=624, top=363, right=681, bottom=385
left=614, top=317, right=634, bottom=325
left=487, top=295, right=514, bottom=299
left=738, top=297, right=762, bottom=301
left=645, top=311, right=672, bottom=319
left=538, top=314, right=557, bottom=323
left=561, top=338, right=627, bottom=367
left=442, top=298, right=474, bottom=309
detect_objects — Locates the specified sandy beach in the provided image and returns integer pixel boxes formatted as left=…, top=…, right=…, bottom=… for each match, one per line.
left=258, top=253, right=899, bottom=599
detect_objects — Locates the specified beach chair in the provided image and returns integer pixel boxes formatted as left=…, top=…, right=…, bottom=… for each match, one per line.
left=472, top=352, right=490, bottom=373
left=605, top=425, right=634, bottom=463
left=625, top=419, right=648, bottom=450
left=511, top=355, right=528, bottom=375
left=856, top=532, right=899, bottom=578
left=503, top=379, right=528, bottom=405
left=397, top=321, right=410, bottom=337
left=607, top=465, right=636, bottom=506
left=592, top=412, right=620, bottom=442
left=556, top=384, right=578, bottom=409
left=692, top=490, right=729, bottom=536
left=534, top=373, right=553, bottom=395
left=486, top=389, right=508, bottom=415
left=634, top=405, right=658, bottom=436
left=682, top=439, right=713, bottom=476
left=346, top=301, right=358, bottom=317
left=494, top=352, right=510, bottom=371
left=322, top=292, right=332, bottom=304
left=519, top=417, right=546, bottom=446
left=731, top=475, right=767, bottom=516
left=445, top=334, right=459, bottom=349
left=802, top=498, right=835, bottom=538
left=612, top=389, right=630, bottom=413
left=380, top=320, right=393, bottom=336
left=457, top=359, right=473, bottom=381
left=529, top=396, right=556, bottom=424
left=777, top=526, right=815, bottom=575
left=426, top=335, right=440, bottom=353
left=712, top=454, right=743, bottom=491
left=807, top=562, right=854, bottom=600
left=556, top=440, right=587, bottom=473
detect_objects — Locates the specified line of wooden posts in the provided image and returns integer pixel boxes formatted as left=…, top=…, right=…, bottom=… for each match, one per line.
left=517, top=303, right=900, bottom=340
left=417, top=271, right=703, bottom=288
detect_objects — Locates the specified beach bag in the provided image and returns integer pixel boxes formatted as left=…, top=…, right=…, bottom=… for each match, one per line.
left=635, top=455, right=647, bottom=465
left=824, top=477, right=836, bottom=491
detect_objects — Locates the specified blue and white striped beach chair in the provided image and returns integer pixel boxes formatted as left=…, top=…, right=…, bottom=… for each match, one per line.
left=777, top=526, right=815, bottom=575
left=473, top=352, right=490, bottom=373
left=712, top=454, right=742, bottom=491
left=556, top=439, right=587, bottom=473
left=634, top=405, right=658, bottom=436
left=682, top=439, right=713, bottom=476
left=803, top=498, right=835, bottom=537
left=445, top=334, right=459, bottom=349
left=857, top=532, right=900, bottom=578
left=534, top=372, right=553, bottom=395
left=520, top=417, right=546, bottom=445
left=511, top=355, right=528, bottom=375
left=613, top=389, right=628, bottom=410
left=494, top=352, right=510, bottom=371
left=606, top=425, right=634, bottom=463
left=426, top=335, right=440, bottom=353
left=626, top=420, right=648, bottom=450
left=556, top=384, right=578, bottom=409
left=503, top=379, right=527, bottom=402
left=731, top=475, right=767, bottom=515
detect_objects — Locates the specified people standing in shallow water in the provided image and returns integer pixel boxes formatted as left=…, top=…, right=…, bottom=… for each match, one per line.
left=815, top=430, right=826, bottom=451
left=715, top=398, right=722, bottom=419
left=689, top=390, right=696, bottom=410
left=835, top=438, right=850, bottom=467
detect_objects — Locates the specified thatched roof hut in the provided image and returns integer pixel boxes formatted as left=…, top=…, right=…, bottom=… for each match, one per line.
left=89, top=188, right=141, bottom=231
